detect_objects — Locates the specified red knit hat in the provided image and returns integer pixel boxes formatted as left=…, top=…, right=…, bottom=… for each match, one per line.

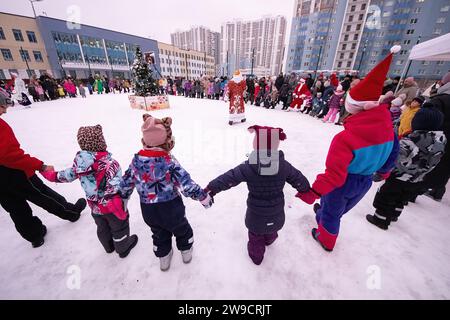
left=347, top=45, right=401, bottom=107
left=248, top=125, right=287, bottom=150
left=330, top=73, right=339, bottom=87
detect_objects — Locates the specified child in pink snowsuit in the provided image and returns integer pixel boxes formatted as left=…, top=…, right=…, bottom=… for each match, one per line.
left=323, top=85, right=345, bottom=123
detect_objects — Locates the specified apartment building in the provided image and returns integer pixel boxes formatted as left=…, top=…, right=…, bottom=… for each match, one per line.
left=158, top=42, right=215, bottom=79
left=0, top=12, right=52, bottom=80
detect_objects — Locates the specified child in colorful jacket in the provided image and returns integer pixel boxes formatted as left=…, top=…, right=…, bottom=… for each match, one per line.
left=296, top=46, right=402, bottom=252
left=322, top=85, right=345, bottom=123
left=41, top=125, right=138, bottom=258
left=120, top=114, right=212, bottom=271
left=368, top=107, right=446, bottom=229
left=398, top=96, right=424, bottom=138
left=205, top=126, right=311, bottom=265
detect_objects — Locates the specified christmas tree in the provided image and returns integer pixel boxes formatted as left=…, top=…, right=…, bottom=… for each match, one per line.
left=131, top=47, right=159, bottom=96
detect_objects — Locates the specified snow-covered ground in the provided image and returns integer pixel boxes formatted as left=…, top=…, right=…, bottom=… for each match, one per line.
left=1, top=93, right=449, bottom=300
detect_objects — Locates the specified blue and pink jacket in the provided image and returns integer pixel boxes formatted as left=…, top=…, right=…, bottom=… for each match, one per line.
left=312, top=105, right=399, bottom=196
left=120, top=149, right=206, bottom=204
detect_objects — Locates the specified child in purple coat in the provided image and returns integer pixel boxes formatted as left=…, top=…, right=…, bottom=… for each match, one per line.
left=205, top=126, right=311, bottom=265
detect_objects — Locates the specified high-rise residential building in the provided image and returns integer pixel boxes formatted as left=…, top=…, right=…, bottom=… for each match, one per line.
left=286, top=0, right=366, bottom=74
left=355, top=0, right=450, bottom=79
left=171, top=27, right=220, bottom=75
left=158, top=42, right=215, bottom=79
left=0, top=12, right=52, bottom=80
left=220, top=15, right=287, bottom=77
left=286, top=0, right=450, bottom=80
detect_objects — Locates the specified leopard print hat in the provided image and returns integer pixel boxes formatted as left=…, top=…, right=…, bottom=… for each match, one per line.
left=77, top=124, right=107, bottom=152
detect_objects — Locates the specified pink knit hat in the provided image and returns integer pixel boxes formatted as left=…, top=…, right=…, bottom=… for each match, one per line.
left=141, top=115, right=174, bottom=151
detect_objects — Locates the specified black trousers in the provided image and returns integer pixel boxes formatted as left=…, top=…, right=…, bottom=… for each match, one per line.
left=0, top=166, right=79, bottom=243
left=141, top=197, right=193, bottom=258
left=373, top=177, right=423, bottom=223
left=420, top=145, right=450, bottom=200
left=92, top=213, right=133, bottom=254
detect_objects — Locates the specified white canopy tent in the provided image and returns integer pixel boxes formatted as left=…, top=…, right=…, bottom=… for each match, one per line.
left=396, top=33, right=450, bottom=93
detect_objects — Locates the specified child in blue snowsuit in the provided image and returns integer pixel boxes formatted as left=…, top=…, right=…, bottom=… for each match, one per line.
left=120, top=114, right=212, bottom=271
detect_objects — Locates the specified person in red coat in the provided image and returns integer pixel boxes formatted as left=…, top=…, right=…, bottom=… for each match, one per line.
left=0, top=91, right=86, bottom=248
left=296, top=46, right=402, bottom=252
left=228, top=70, right=247, bottom=125
left=288, top=78, right=311, bottom=111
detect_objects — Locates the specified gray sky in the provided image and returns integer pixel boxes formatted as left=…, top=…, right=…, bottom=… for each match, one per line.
left=0, top=0, right=295, bottom=43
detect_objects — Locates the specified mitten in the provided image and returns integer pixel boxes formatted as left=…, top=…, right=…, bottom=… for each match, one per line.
left=200, top=192, right=214, bottom=209
left=296, top=189, right=320, bottom=205
left=40, top=170, right=58, bottom=182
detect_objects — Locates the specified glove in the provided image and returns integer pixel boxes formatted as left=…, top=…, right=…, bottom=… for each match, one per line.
left=200, top=192, right=214, bottom=209
left=296, top=189, right=320, bottom=205
left=373, top=172, right=390, bottom=182
left=40, top=170, right=58, bottom=182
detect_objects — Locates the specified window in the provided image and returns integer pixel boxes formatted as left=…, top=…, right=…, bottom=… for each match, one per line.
left=354, top=34, right=359, bottom=41
left=20, top=49, right=31, bottom=61
left=349, top=15, right=354, bottom=22
left=434, top=28, right=442, bottom=35
left=346, top=25, right=351, bottom=32
left=33, top=50, right=43, bottom=62
left=351, top=5, right=356, bottom=12
left=342, top=44, right=347, bottom=50
left=337, top=62, right=342, bottom=68
left=404, top=39, right=411, bottom=45
left=351, top=43, right=356, bottom=50
left=406, top=29, right=415, bottom=35
left=361, top=3, right=366, bottom=10
left=0, top=70, right=5, bottom=79
left=344, top=35, right=349, bottom=41
left=359, top=14, right=364, bottom=20
left=0, top=27, right=5, bottom=40
left=437, top=17, right=446, bottom=23
left=1, top=48, right=13, bottom=61
left=356, top=24, right=362, bottom=31
left=347, top=61, right=351, bottom=68
left=441, top=5, right=450, bottom=12
left=12, top=29, right=24, bottom=41
left=349, top=52, right=354, bottom=59
left=26, top=31, right=37, bottom=43
left=410, top=18, right=418, bottom=24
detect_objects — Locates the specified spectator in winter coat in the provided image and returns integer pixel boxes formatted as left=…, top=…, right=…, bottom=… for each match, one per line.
left=246, top=77, right=256, bottom=104
left=120, top=114, right=212, bottom=271
left=419, top=71, right=450, bottom=201
left=205, top=126, right=311, bottom=265
left=41, top=125, right=139, bottom=257
left=398, top=96, right=424, bottom=138
left=395, top=77, right=419, bottom=102
left=296, top=46, right=401, bottom=252
left=0, top=91, right=86, bottom=248
left=367, top=108, right=446, bottom=230
left=390, top=96, right=404, bottom=122
left=322, top=86, right=345, bottom=123
left=275, top=73, right=284, bottom=91
left=279, top=81, right=290, bottom=110
left=214, top=79, right=221, bottom=100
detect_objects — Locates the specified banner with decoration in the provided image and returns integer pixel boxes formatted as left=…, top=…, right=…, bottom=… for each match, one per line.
left=128, top=95, right=170, bottom=111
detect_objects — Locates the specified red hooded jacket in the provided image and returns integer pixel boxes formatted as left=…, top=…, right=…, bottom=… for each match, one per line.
left=0, top=118, right=43, bottom=177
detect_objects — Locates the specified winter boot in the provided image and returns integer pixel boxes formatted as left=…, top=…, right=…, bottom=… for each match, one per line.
left=160, top=249, right=174, bottom=271
left=424, top=190, right=443, bottom=202
left=32, top=225, right=47, bottom=248
left=73, top=198, right=87, bottom=213
left=247, top=233, right=266, bottom=265
left=366, top=214, right=389, bottom=230
left=241, top=118, right=246, bottom=123
left=228, top=121, right=233, bottom=126
left=311, top=224, right=336, bottom=252
left=119, top=235, right=138, bottom=258
left=264, top=232, right=278, bottom=246
left=181, top=247, right=193, bottom=264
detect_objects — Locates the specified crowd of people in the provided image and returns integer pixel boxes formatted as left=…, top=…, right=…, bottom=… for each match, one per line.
left=0, top=44, right=449, bottom=271
left=0, top=73, right=133, bottom=106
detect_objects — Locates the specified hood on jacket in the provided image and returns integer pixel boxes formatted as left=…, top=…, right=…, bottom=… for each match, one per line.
left=437, top=82, right=450, bottom=95
left=74, top=150, right=111, bottom=174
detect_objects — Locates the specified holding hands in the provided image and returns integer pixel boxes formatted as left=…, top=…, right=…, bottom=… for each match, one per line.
left=200, top=188, right=214, bottom=209
left=296, top=188, right=320, bottom=205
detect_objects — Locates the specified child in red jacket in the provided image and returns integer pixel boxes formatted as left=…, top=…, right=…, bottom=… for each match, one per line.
left=296, top=46, right=402, bottom=251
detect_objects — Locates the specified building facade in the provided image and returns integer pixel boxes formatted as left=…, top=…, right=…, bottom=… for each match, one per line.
left=286, top=0, right=450, bottom=79
left=171, top=26, right=220, bottom=74
left=35, top=16, right=160, bottom=80
left=0, top=12, right=52, bottom=80
left=355, top=0, right=450, bottom=79
left=157, top=42, right=215, bottom=79
left=220, top=16, right=287, bottom=77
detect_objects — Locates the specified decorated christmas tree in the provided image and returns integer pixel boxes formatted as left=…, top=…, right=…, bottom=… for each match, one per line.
left=131, top=47, right=159, bottom=96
